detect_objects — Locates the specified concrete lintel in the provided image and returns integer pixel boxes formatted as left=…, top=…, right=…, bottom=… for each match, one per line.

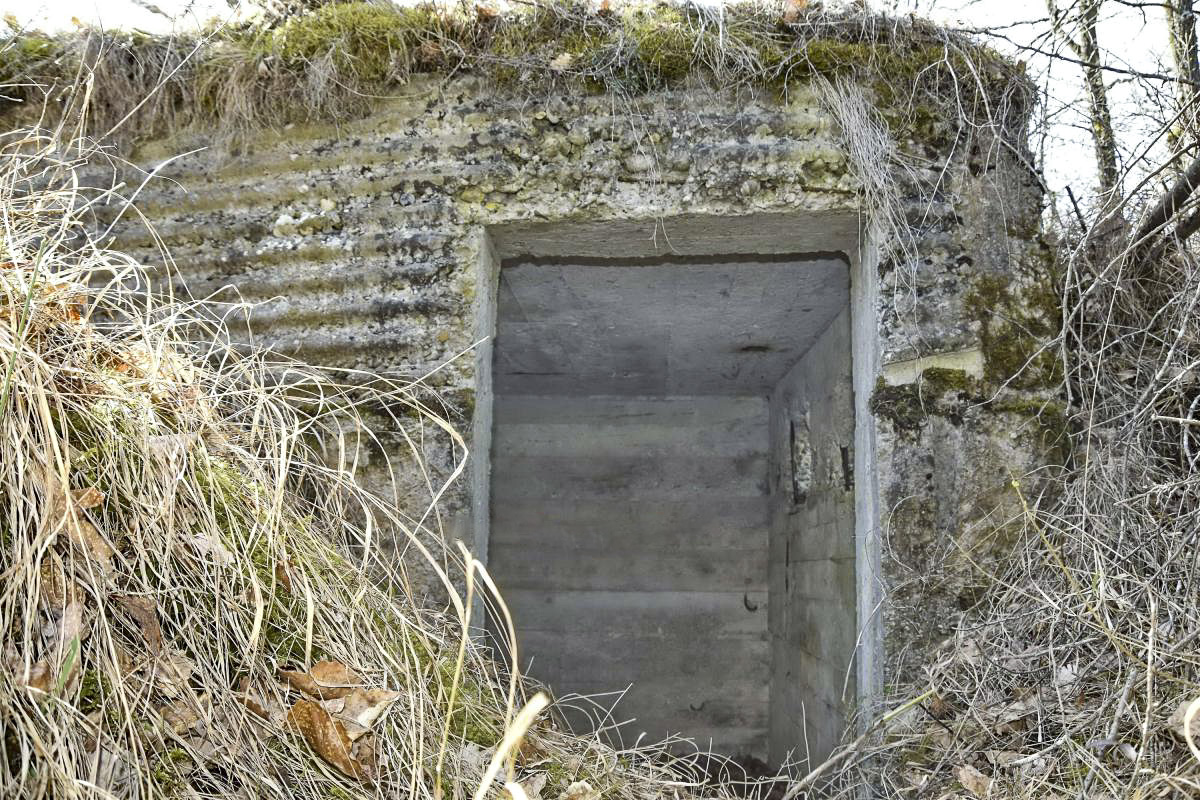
left=489, top=211, right=860, bottom=262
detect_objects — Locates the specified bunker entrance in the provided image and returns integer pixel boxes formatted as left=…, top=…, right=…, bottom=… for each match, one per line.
left=486, top=247, right=858, bottom=767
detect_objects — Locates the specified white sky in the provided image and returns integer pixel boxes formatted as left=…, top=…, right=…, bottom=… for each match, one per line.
left=0, top=0, right=1174, bottom=207
left=6, top=1, right=245, bottom=32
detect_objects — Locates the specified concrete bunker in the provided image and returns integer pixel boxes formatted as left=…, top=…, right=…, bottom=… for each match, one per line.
left=475, top=214, right=873, bottom=767
left=81, top=22, right=1052, bottom=786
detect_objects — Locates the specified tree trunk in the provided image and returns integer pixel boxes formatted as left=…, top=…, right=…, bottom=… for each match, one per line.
left=1077, top=0, right=1122, bottom=198
left=1169, top=0, right=1200, bottom=146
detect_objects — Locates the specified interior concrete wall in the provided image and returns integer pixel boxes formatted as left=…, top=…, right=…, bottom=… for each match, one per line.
left=492, top=256, right=850, bottom=397
left=486, top=249, right=859, bottom=765
left=767, top=307, right=856, bottom=767
left=488, top=394, right=771, bottom=758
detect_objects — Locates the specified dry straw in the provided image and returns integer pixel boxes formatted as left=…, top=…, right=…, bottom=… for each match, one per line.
left=0, top=120, right=763, bottom=798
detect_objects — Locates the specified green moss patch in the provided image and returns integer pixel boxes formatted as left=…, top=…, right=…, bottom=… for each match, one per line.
left=869, top=368, right=977, bottom=434
left=0, top=0, right=1029, bottom=145
left=965, top=265, right=1062, bottom=391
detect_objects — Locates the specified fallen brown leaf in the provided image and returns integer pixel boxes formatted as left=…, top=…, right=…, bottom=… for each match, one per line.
left=146, top=433, right=198, bottom=473
left=559, top=781, right=600, bottom=800
left=57, top=599, right=87, bottom=650
left=352, top=732, right=379, bottom=782
left=24, top=660, right=52, bottom=692
left=159, top=695, right=205, bottom=734
left=153, top=649, right=194, bottom=699
left=275, top=560, right=294, bottom=593
left=279, top=660, right=363, bottom=700
left=86, top=740, right=131, bottom=791
left=956, top=764, right=992, bottom=798
left=460, top=741, right=491, bottom=773
left=38, top=556, right=75, bottom=608
left=115, top=594, right=163, bottom=656
left=782, top=0, right=808, bottom=24
left=928, top=693, right=954, bottom=719
left=522, top=772, right=549, bottom=800
left=328, top=688, right=401, bottom=740
left=187, top=531, right=234, bottom=566
left=72, top=487, right=105, bottom=509
left=288, top=699, right=365, bottom=780
left=66, top=515, right=115, bottom=575
left=28, top=599, right=87, bottom=693
left=47, top=479, right=115, bottom=576
left=1167, top=700, right=1199, bottom=743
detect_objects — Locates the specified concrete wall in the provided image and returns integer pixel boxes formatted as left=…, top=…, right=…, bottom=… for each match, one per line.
left=767, top=309, right=856, bottom=766
left=489, top=395, right=770, bottom=758
left=107, top=72, right=1054, bottom=758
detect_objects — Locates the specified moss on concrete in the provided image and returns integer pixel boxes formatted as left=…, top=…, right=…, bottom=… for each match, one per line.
left=991, top=395, right=1072, bottom=464
left=869, top=368, right=977, bottom=433
left=0, top=30, right=55, bottom=85
left=965, top=266, right=1062, bottom=390
left=265, top=4, right=446, bottom=81
left=0, top=0, right=1028, bottom=146
left=870, top=360, right=1069, bottom=467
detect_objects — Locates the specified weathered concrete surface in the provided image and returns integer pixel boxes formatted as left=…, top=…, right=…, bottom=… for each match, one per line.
left=490, top=395, right=770, bottom=757
left=487, top=254, right=856, bottom=760
left=493, top=256, right=849, bottom=396
left=110, top=74, right=1053, bottom=763
left=768, top=307, right=855, bottom=766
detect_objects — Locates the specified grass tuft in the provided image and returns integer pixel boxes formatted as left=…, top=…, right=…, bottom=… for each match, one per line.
left=0, top=130, right=750, bottom=800
left=0, top=0, right=1030, bottom=149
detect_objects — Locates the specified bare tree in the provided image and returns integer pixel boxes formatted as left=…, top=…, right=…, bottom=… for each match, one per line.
left=1048, top=0, right=1122, bottom=199
left=1168, top=0, right=1200, bottom=144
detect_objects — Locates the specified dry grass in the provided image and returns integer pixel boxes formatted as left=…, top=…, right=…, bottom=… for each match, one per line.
left=0, top=0, right=1026, bottom=151
left=0, top=123, right=768, bottom=799
left=821, top=194, right=1200, bottom=798
left=11, top=5, right=1188, bottom=799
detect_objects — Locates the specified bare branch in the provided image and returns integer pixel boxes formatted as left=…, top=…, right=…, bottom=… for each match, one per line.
left=1133, top=150, right=1200, bottom=242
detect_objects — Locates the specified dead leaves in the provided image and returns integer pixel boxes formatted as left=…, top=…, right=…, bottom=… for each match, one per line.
left=279, top=660, right=364, bottom=700
left=781, top=0, right=808, bottom=24
left=24, top=598, right=86, bottom=694
left=238, top=677, right=289, bottom=727
left=39, top=472, right=115, bottom=582
left=39, top=555, right=79, bottom=609
left=115, top=594, right=163, bottom=656
left=1166, top=698, right=1200, bottom=763
left=286, top=691, right=396, bottom=781
left=152, top=650, right=196, bottom=699
left=325, top=688, right=402, bottom=741
left=65, top=515, right=115, bottom=576
left=279, top=660, right=400, bottom=782
left=73, top=487, right=105, bottom=510
left=274, top=559, right=295, bottom=592
left=47, top=481, right=115, bottom=577
left=955, top=764, right=993, bottom=798
left=288, top=700, right=367, bottom=780
left=111, top=345, right=198, bottom=403
left=184, top=530, right=235, bottom=566
left=519, top=772, right=548, bottom=800
left=558, top=781, right=600, bottom=800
